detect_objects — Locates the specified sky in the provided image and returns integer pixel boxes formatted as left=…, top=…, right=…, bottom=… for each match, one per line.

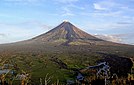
left=0, top=0, right=134, bottom=45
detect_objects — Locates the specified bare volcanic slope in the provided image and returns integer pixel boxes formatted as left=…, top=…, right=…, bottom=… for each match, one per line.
left=27, top=21, right=119, bottom=46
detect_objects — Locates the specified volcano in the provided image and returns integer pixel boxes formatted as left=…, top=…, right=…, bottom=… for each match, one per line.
left=0, top=21, right=133, bottom=53
left=26, top=21, right=119, bottom=46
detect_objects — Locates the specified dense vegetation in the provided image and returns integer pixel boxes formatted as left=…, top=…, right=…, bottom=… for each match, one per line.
left=0, top=44, right=134, bottom=84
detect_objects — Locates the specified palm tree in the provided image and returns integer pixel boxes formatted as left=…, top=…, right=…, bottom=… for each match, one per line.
left=44, top=73, right=53, bottom=85
left=20, top=70, right=31, bottom=85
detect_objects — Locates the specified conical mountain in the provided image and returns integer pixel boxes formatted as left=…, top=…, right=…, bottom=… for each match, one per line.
left=30, top=21, right=105, bottom=45
left=0, top=21, right=133, bottom=55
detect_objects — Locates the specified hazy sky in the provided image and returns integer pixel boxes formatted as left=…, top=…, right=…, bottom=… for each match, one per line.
left=0, top=0, right=134, bottom=44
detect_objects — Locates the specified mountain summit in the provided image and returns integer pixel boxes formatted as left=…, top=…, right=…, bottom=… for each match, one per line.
left=30, top=21, right=105, bottom=45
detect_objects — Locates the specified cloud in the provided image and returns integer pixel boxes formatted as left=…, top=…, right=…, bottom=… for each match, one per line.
left=54, top=0, right=78, bottom=3
left=0, top=33, right=9, bottom=44
left=118, top=33, right=134, bottom=44
left=117, top=22, right=133, bottom=25
left=54, top=0, right=82, bottom=17
left=84, top=19, right=134, bottom=31
left=0, top=21, right=51, bottom=44
left=4, top=0, right=41, bottom=2
left=92, top=0, right=134, bottom=18
left=17, top=21, right=52, bottom=30
left=93, top=3, right=107, bottom=10
left=62, top=12, right=74, bottom=16
left=84, top=22, right=115, bottom=30
left=61, top=7, right=75, bottom=16
left=3, top=0, right=45, bottom=5
left=93, top=0, right=120, bottom=11
left=94, top=34, right=122, bottom=43
left=69, top=4, right=85, bottom=10
left=0, top=33, right=6, bottom=37
left=94, top=33, right=134, bottom=45
left=93, top=11, right=122, bottom=17
left=4, top=0, right=80, bottom=4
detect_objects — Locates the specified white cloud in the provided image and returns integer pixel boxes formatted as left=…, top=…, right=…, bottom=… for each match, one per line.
left=4, top=0, right=79, bottom=4
left=93, top=0, right=120, bottom=11
left=118, top=33, right=134, bottom=45
left=85, top=20, right=134, bottom=31
left=54, top=0, right=82, bottom=16
left=94, top=33, right=134, bottom=45
left=62, top=12, right=74, bottom=16
left=0, top=21, right=51, bottom=44
left=93, top=11, right=122, bottom=17
left=54, top=0, right=78, bottom=3
left=91, top=0, right=134, bottom=19
left=4, top=0, right=41, bottom=2
left=0, top=33, right=6, bottom=37
left=85, top=22, right=114, bottom=30
left=61, top=7, right=75, bottom=16
left=93, top=3, right=107, bottom=10
left=3, top=0, right=45, bottom=5
left=66, top=4, right=85, bottom=10
left=94, top=34, right=122, bottom=43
